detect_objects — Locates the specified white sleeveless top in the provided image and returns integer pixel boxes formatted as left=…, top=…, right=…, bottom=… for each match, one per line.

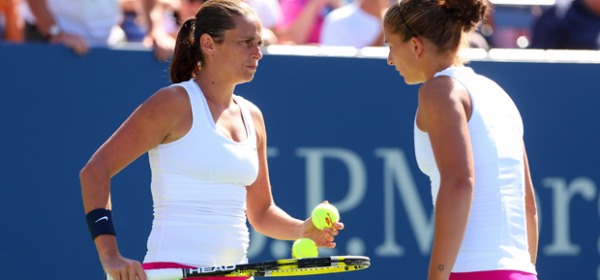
left=414, top=67, right=536, bottom=274
left=144, top=79, right=259, bottom=267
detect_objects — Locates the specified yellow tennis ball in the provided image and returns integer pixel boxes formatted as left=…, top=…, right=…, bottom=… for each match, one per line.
left=292, top=238, right=318, bottom=258
left=311, top=203, right=340, bottom=230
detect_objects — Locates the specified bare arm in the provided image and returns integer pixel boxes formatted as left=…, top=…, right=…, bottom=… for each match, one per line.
left=24, top=0, right=54, bottom=35
left=523, top=144, right=538, bottom=264
left=80, top=86, right=190, bottom=280
left=245, top=102, right=342, bottom=247
left=417, top=77, right=474, bottom=280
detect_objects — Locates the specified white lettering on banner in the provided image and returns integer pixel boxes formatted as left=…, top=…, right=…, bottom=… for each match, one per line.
left=374, top=149, right=433, bottom=256
left=266, top=147, right=279, bottom=158
left=542, top=177, right=597, bottom=255
left=296, top=148, right=366, bottom=215
left=248, top=146, right=600, bottom=267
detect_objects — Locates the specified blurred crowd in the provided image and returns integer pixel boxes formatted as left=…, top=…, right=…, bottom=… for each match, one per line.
left=0, top=0, right=599, bottom=58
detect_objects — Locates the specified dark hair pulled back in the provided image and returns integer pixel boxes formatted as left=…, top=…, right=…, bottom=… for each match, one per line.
left=384, top=0, right=489, bottom=53
left=170, top=0, right=253, bottom=83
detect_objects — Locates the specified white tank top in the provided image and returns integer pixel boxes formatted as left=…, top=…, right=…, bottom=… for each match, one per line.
left=414, top=67, right=536, bottom=274
left=143, top=79, right=259, bottom=267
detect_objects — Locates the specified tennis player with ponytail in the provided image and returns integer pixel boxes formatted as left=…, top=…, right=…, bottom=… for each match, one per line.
left=383, top=1, right=538, bottom=280
left=79, top=1, right=343, bottom=279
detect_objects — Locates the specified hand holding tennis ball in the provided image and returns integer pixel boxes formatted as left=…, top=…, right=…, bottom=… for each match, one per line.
left=292, top=238, right=319, bottom=258
left=311, top=202, right=340, bottom=230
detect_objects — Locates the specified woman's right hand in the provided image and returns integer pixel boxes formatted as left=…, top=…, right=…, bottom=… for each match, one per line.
left=101, top=251, right=147, bottom=280
left=49, top=33, right=90, bottom=56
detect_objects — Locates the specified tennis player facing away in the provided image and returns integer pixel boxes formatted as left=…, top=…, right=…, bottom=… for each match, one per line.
left=383, top=1, right=538, bottom=280
left=79, top=1, right=344, bottom=279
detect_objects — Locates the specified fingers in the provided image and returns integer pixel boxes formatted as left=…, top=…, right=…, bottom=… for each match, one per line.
left=135, top=263, right=147, bottom=280
left=124, top=261, right=145, bottom=280
left=323, top=227, right=340, bottom=246
left=108, top=266, right=145, bottom=280
left=127, top=262, right=138, bottom=280
left=314, top=222, right=344, bottom=248
left=50, top=34, right=90, bottom=56
left=72, top=41, right=90, bottom=56
left=324, top=223, right=343, bottom=236
left=321, top=235, right=337, bottom=249
left=104, top=258, right=145, bottom=280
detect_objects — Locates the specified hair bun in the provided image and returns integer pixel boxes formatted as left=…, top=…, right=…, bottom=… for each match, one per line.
left=441, top=0, right=488, bottom=32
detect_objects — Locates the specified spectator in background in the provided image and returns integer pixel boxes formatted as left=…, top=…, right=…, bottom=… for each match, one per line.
left=120, top=0, right=149, bottom=42
left=176, top=0, right=207, bottom=24
left=279, top=0, right=343, bottom=44
left=467, top=25, right=490, bottom=50
left=530, top=0, right=600, bottom=49
left=0, top=0, right=23, bottom=42
left=245, top=0, right=283, bottom=45
left=156, top=0, right=281, bottom=45
left=22, top=0, right=176, bottom=59
left=22, top=0, right=121, bottom=55
left=124, top=0, right=280, bottom=50
left=137, top=0, right=207, bottom=39
left=320, top=0, right=390, bottom=48
left=117, top=0, right=177, bottom=60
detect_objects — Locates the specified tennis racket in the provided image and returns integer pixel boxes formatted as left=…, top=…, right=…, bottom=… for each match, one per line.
left=106, top=255, right=370, bottom=279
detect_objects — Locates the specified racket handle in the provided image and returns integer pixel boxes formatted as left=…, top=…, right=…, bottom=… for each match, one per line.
left=146, top=269, right=184, bottom=280
left=105, top=268, right=184, bottom=280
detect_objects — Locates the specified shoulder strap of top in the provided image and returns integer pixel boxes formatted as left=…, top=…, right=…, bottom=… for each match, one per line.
left=171, top=79, right=211, bottom=129
left=233, top=95, right=256, bottom=140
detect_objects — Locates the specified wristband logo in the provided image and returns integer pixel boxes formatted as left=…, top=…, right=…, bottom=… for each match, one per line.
left=95, top=216, right=109, bottom=223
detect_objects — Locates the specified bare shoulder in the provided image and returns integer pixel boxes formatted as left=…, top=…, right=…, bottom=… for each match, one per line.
left=136, top=85, right=193, bottom=143
left=135, top=85, right=190, bottom=120
left=417, top=75, right=470, bottom=131
left=133, top=85, right=190, bottom=124
left=420, top=76, right=457, bottom=99
left=145, top=85, right=190, bottom=108
left=419, top=75, right=468, bottom=106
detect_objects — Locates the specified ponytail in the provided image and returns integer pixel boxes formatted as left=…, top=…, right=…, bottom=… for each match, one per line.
left=385, top=0, right=489, bottom=53
left=170, top=19, right=202, bottom=83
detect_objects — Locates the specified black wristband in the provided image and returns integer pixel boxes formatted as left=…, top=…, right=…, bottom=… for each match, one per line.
left=85, top=208, right=116, bottom=240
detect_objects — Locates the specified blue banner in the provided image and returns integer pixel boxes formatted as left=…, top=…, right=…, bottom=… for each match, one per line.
left=0, top=44, right=598, bottom=279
